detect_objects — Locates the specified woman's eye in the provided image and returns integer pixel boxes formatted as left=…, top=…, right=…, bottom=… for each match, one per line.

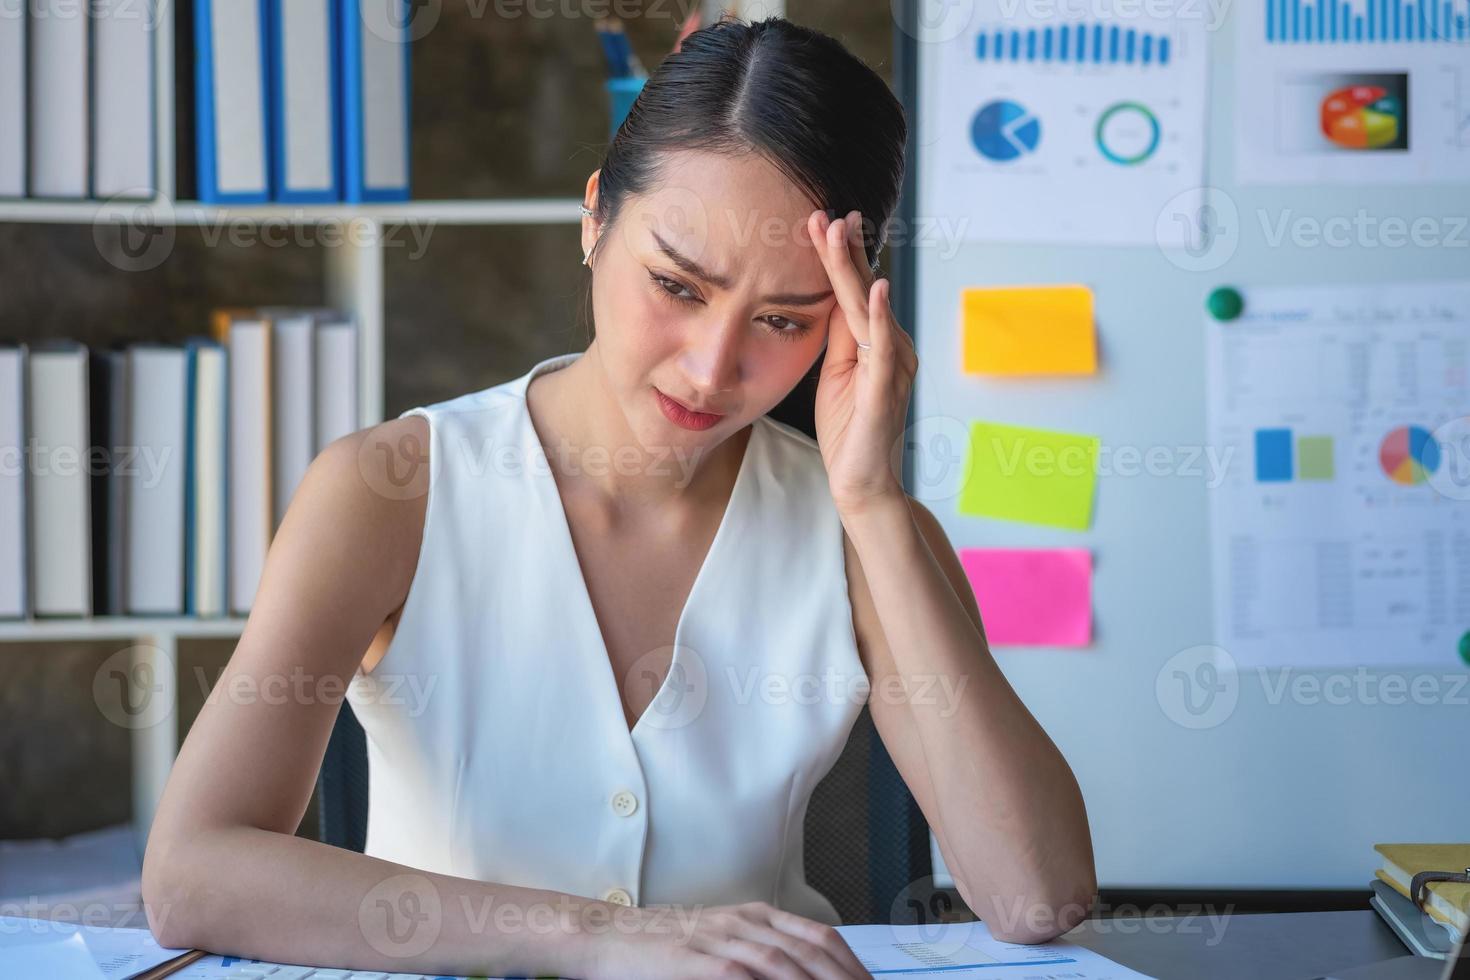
left=649, top=271, right=811, bottom=340
left=764, top=315, right=814, bottom=341
left=650, top=273, right=698, bottom=304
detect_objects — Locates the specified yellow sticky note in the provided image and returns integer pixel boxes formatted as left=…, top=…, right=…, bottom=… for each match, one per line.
left=958, top=420, right=1099, bottom=530
left=961, top=284, right=1096, bottom=376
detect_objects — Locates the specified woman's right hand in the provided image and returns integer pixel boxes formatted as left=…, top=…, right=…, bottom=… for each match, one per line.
left=582, top=899, right=873, bottom=979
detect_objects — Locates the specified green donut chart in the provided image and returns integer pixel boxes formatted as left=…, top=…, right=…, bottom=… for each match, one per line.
left=1095, top=101, right=1161, bottom=165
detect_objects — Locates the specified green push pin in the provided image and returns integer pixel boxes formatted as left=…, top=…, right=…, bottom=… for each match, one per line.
left=1460, top=630, right=1470, bottom=667
left=1207, top=286, right=1244, bottom=322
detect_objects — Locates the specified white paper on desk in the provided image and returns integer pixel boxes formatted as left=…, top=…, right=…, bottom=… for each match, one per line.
left=0, top=929, right=107, bottom=979
left=167, top=953, right=479, bottom=978
left=0, top=915, right=187, bottom=980
left=837, top=921, right=1155, bottom=979
left=80, top=924, right=191, bottom=979
left=126, top=919, right=1156, bottom=980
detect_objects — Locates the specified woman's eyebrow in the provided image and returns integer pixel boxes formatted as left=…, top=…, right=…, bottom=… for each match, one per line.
left=651, top=231, right=835, bottom=306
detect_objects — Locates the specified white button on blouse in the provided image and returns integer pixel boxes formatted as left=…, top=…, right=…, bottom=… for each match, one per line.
left=345, top=351, right=872, bottom=926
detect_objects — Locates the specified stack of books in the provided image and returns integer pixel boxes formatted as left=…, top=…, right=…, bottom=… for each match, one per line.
left=189, top=0, right=412, bottom=204
left=0, top=0, right=155, bottom=200
left=0, top=0, right=412, bottom=203
left=1372, top=843, right=1470, bottom=959
left=0, top=307, right=359, bottom=620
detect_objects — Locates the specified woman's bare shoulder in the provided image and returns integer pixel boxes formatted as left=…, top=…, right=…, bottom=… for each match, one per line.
left=288, top=415, right=433, bottom=675
left=327, top=413, right=432, bottom=503
left=298, top=416, right=431, bottom=602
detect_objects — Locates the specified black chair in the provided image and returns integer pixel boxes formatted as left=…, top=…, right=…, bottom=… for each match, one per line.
left=317, top=699, right=934, bottom=925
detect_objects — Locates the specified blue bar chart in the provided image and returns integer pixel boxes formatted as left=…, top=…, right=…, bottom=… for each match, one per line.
left=976, top=22, right=1176, bottom=64
left=1265, top=0, right=1470, bottom=40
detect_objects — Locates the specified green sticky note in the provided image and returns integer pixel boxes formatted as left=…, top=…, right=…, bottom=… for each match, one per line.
left=958, top=420, right=1100, bottom=530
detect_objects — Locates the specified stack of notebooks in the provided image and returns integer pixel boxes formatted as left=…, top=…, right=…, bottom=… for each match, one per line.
left=0, top=0, right=155, bottom=199
left=1372, top=843, right=1470, bottom=959
left=189, top=0, right=412, bottom=203
left=0, top=307, right=359, bottom=620
left=0, top=0, right=411, bottom=203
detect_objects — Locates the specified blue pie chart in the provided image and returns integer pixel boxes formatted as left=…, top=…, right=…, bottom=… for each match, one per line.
left=970, top=99, right=1041, bottom=162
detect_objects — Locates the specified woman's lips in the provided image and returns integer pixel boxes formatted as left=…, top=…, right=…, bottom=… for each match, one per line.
left=655, top=388, right=723, bottom=430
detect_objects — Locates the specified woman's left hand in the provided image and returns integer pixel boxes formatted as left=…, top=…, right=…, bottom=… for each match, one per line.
left=808, top=208, right=918, bottom=518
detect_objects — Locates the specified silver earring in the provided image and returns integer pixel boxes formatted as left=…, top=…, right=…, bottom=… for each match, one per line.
left=580, top=203, right=595, bottom=265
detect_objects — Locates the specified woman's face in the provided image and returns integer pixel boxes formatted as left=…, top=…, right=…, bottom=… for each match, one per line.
left=582, top=149, right=841, bottom=452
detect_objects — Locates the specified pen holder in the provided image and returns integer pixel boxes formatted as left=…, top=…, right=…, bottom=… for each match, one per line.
left=606, top=76, right=647, bottom=140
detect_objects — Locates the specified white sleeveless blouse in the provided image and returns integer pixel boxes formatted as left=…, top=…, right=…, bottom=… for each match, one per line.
left=345, top=350, right=872, bottom=925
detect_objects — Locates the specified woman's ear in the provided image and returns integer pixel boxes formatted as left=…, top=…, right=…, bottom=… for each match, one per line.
left=582, top=169, right=603, bottom=253
left=584, top=169, right=601, bottom=210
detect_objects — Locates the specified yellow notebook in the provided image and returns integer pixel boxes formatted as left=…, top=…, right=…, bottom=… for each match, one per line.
left=1375, top=843, right=1470, bottom=935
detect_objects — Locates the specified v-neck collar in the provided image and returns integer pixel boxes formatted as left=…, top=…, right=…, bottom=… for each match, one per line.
left=517, top=353, right=763, bottom=739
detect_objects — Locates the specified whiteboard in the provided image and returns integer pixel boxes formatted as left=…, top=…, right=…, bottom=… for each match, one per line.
left=898, top=0, right=1470, bottom=889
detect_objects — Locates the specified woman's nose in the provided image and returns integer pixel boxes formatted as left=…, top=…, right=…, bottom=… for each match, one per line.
left=682, top=315, right=743, bottom=398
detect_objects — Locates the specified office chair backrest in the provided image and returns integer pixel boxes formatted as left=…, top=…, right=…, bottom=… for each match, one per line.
left=803, top=702, right=936, bottom=924
left=318, top=700, right=933, bottom=925
left=317, top=700, right=371, bottom=853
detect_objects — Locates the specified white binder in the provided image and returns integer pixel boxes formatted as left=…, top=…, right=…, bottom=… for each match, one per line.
left=92, top=0, right=157, bottom=198
left=0, top=345, right=26, bottom=617
left=195, top=0, right=270, bottom=202
left=27, top=341, right=92, bottom=616
left=28, top=0, right=89, bottom=198
left=269, top=0, right=340, bottom=201
left=124, top=344, right=187, bottom=615
left=0, top=0, right=24, bottom=197
left=341, top=0, right=411, bottom=201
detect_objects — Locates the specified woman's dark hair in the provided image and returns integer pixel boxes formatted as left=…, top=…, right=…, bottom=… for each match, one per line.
left=583, top=15, right=908, bottom=434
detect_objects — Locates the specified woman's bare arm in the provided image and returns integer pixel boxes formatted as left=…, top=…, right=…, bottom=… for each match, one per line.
left=140, top=417, right=604, bottom=977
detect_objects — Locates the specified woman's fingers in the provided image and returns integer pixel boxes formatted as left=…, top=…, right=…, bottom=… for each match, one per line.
left=871, top=278, right=917, bottom=378
left=865, top=278, right=895, bottom=380
left=810, top=207, right=910, bottom=386
left=842, top=209, right=874, bottom=292
left=818, top=213, right=873, bottom=348
left=726, top=927, right=865, bottom=980
left=714, top=936, right=812, bottom=980
left=809, top=211, right=858, bottom=363
left=763, top=906, right=874, bottom=979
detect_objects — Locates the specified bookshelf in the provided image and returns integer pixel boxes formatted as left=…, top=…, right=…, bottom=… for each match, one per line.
left=2, top=193, right=584, bottom=852
left=0, top=9, right=595, bottom=857
left=0, top=198, right=584, bottom=226
left=4, top=0, right=784, bottom=858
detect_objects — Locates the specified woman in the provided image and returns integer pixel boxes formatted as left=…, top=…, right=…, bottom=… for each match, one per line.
left=142, top=16, right=1095, bottom=979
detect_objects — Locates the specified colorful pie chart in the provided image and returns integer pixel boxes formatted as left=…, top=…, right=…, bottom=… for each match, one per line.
left=1320, top=85, right=1402, bottom=150
left=1378, top=425, right=1441, bottom=486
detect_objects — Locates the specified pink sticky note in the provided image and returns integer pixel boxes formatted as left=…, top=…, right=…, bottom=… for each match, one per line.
left=958, top=548, right=1092, bottom=647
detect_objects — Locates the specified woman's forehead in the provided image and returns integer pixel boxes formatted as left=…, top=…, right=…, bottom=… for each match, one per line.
left=644, top=150, right=819, bottom=223
left=631, top=209, right=831, bottom=295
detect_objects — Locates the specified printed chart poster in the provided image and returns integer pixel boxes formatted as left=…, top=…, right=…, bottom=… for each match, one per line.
left=1205, top=281, right=1470, bottom=669
left=1234, top=0, right=1470, bottom=182
left=924, top=0, right=1209, bottom=245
